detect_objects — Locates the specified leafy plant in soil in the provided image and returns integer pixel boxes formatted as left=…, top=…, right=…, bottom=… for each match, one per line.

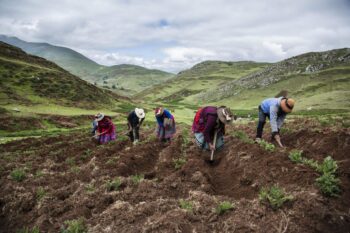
left=131, top=174, right=144, bottom=185
left=179, top=199, right=193, bottom=212
left=302, top=158, right=319, bottom=171
left=290, top=153, right=341, bottom=197
left=288, top=150, right=303, bottom=163
left=173, top=157, right=186, bottom=170
left=60, top=218, right=87, bottom=233
left=36, top=187, right=46, bottom=201
left=106, top=178, right=122, bottom=191
left=316, top=156, right=338, bottom=174
left=259, top=185, right=293, bottom=210
left=16, top=226, right=40, bottom=233
left=10, top=168, right=26, bottom=182
left=215, top=201, right=235, bottom=215
left=85, top=184, right=95, bottom=193
left=316, top=172, right=341, bottom=197
left=258, top=140, right=275, bottom=152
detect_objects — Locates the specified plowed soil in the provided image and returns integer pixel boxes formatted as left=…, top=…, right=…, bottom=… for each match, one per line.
left=0, top=119, right=349, bottom=233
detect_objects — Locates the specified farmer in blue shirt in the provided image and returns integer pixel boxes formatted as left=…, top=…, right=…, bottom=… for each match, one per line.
left=255, top=97, right=295, bottom=147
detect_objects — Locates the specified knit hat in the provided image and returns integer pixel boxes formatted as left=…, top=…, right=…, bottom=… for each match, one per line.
left=217, top=107, right=234, bottom=124
left=135, top=108, right=145, bottom=119
left=280, top=98, right=295, bottom=113
left=95, top=113, right=104, bottom=121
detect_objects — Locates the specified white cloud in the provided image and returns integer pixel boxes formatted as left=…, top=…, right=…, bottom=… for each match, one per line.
left=0, top=0, right=349, bottom=72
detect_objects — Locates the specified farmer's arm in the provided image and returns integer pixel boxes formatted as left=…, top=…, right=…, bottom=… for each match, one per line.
left=163, top=110, right=173, bottom=119
left=156, top=116, right=163, bottom=126
left=138, top=117, right=145, bottom=127
left=203, top=115, right=216, bottom=143
left=269, top=106, right=279, bottom=134
left=270, top=106, right=284, bottom=147
left=277, top=113, right=286, bottom=131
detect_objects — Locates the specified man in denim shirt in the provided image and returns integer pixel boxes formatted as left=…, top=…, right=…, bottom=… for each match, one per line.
left=255, top=97, right=295, bottom=147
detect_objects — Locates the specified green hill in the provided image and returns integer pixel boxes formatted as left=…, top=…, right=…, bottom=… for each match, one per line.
left=0, top=35, right=102, bottom=78
left=199, top=48, right=350, bottom=111
left=0, top=41, right=123, bottom=109
left=138, top=49, right=350, bottom=114
left=90, top=64, right=174, bottom=96
left=0, top=35, right=174, bottom=95
left=137, top=61, right=269, bottom=104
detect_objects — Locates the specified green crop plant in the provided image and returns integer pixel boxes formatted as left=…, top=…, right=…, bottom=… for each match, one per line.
left=106, top=178, right=122, bottom=191
left=65, top=157, right=75, bottom=166
left=173, top=157, right=186, bottom=170
left=215, top=201, right=235, bottom=215
left=80, top=149, right=92, bottom=160
left=259, top=185, right=293, bottom=210
left=61, top=218, right=87, bottom=233
left=258, top=140, right=275, bottom=152
left=10, top=168, right=26, bottom=182
left=302, top=158, right=320, bottom=171
left=106, top=157, right=118, bottom=165
left=131, top=174, right=144, bottom=185
left=317, top=156, right=338, bottom=174
left=85, top=184, right=95, bottom=193
left=16, top=226, right=40, bottom=233
left=36, top=187, right=46, bottom=201
left=288, top=150, right=303, bottom=163
left=316, top=173, right=341, bottom=197
left=179, top=199, right=193, bottom=212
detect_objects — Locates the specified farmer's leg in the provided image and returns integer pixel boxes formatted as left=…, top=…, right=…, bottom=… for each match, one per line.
left=128, top=129, right=134, bottom=142
left=256, top=106, right=266, bottom=138
left=134, top=127, right=140, bottom=141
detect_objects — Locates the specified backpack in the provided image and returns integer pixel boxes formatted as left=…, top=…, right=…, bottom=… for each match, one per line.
left=192, top=107, right=217, bottom=133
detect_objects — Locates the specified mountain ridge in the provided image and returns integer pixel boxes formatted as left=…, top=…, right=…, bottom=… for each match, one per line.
left=0, top=35, right=174, bottom=94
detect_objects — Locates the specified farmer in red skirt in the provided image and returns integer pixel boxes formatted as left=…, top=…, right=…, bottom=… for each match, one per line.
left=155, top=107, right=176, bottom=142
left=96, top=113, right=116, bottom=144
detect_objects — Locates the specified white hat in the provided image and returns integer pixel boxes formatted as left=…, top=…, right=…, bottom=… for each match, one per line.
left=135, top=108, right=145, bottom=119
left=95, top=113, right=104, bottom=121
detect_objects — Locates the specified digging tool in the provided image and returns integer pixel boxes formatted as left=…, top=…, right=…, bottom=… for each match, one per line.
left=210, top=129, right=218, bottom=162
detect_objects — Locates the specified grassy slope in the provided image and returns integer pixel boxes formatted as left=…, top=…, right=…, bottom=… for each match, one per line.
left=0, top=35, right=102, bottom=78
left=89, top=64, right=174, bottom=96
left=134, top=49, right=350, bottom=124
left=137, top=61, right=269, bottom=104
left=0, top=35, right=174, bottom=94
left=0, top=42, right=125, bottom=109
left=200, top=48, right=350, bottom=111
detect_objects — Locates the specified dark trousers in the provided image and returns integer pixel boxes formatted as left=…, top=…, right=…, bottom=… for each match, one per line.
left=256, top=106, right=269, bottom=138
left=128, top=127, right=140, bottom=142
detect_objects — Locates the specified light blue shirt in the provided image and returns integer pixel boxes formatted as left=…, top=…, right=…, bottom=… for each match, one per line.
left=260, top=97, right=286, bottom=133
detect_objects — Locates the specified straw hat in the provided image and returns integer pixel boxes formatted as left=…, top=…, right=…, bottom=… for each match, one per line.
left=135, top=108, right=145, bottom=119
left=217, top=107, right=234, bottom=124
left=95, top=113, right=104, bottom=121
left=280, top=98, right=295, bottom=113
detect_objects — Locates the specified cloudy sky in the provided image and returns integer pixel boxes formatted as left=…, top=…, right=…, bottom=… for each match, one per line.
left=0, top=0, right=349, bottom=72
